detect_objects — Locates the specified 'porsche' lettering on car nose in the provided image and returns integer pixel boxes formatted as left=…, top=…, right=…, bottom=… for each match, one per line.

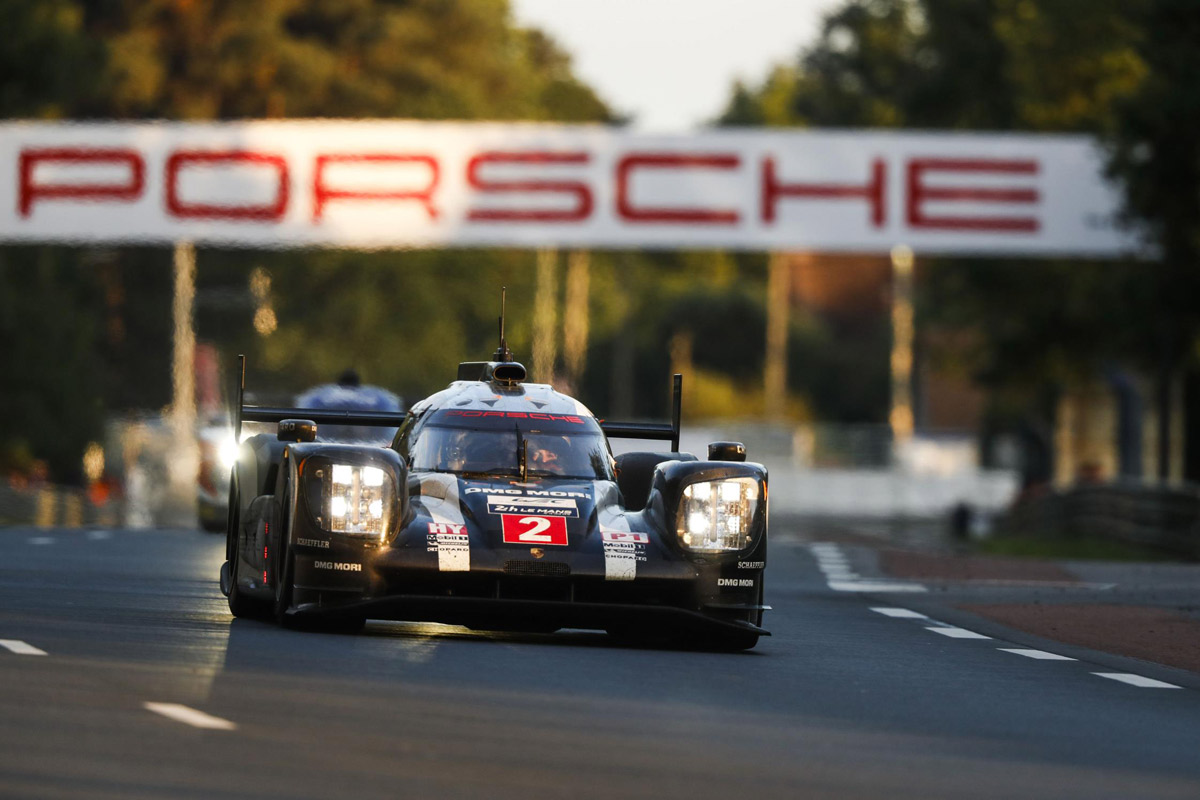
left=486, top=496, right=578, bottom=517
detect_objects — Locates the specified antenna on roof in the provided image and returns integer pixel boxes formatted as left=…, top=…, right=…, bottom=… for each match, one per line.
left=493, top=285, right=513, bottom=362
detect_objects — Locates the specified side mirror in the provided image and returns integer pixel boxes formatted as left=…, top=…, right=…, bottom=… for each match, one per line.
left=707, top=441, right=746, bottom=462
left=277, top=419, right=317, bottom=443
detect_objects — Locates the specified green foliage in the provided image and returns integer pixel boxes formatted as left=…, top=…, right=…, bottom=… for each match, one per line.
left=0, top=0, right=103, bottom=117
left=716, top=0, right=1161, bottom=434
left=1107, top=0, right=1200, bottom=308
left=0, top=0, right=614, bottom=482
left=61, top=0, right=616, bottom=121
left=0, top=248, right=106, bottom=483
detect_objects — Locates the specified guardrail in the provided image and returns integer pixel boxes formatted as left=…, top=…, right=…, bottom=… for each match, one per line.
left=0, top=483, right=121, bottom=529
left=999, top=481, right=1200, bottom=559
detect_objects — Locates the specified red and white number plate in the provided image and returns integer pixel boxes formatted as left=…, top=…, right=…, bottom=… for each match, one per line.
left=501, top=514, right=569, bottom=546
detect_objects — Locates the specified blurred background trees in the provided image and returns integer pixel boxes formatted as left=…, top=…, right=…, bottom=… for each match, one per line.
left=0, top=0, right=618, bottom=482
left=2, top=0, right=1199, bottom=485
left=720, top=0, right=1200, bottom=483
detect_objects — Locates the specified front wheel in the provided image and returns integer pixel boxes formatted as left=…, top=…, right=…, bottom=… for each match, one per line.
left=226, top=497, right=267, bottom=619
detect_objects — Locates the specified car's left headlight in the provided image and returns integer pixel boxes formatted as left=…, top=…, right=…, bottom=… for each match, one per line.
left=676, top=477, right=760, bottom=553
left=311, top=462, right=394, bottom=537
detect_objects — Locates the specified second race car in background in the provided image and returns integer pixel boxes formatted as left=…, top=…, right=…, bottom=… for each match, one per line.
left=197, top=372, right=402, bottom=533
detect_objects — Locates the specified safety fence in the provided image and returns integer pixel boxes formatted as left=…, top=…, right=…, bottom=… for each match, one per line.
left=0, top=482, right=122, bottom=529
left=999, top=481, right=1200, bottom=560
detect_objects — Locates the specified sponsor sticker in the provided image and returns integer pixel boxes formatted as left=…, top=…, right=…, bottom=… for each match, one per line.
left=601, top=529, right=647, bottom=581
left=465, top=487, right=589, bottom=498
left=436, top=533, right=470, bottom=572
left=601, top=530, right=649, bottom=544
left=296, top=537, right=330, bottom=549
left=487, top=495, right=578, bottom=518
left=737, top=561, right=765, bottom=570
left=717, top=578, right=755, bottom=588
left=501, top=514, right=569, bottom=546
left=602, top=541, right=637, bottom=581
left=426, top=522, right=471, bottom=571
left=314, top=561, right=362, bottom=572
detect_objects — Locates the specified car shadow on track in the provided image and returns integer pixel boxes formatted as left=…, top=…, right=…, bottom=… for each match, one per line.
left=221, top=616, right=765, bottom=673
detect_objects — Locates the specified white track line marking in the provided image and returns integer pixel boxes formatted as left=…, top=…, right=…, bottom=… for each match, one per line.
left=871, top=607, right=928, bottom=619
left=0, top=639, right=47, bottom=656
left=144, top=702, right=237, bottom=730
left=830, top=581, right=927, bottom=592
left=810, top=543, right=927, bottom=593
left=1092, top=673, right=1181, bottom=689
left=927, top=626, right=991, bottom=639
left=86, top=530, right=111, bottom=540
left=28, top=537, right=54, bottom=545
left=999, top=648, right=1076, bottom=661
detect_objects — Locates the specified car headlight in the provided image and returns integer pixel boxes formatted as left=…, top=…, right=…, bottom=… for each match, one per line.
left=676, top=477, right=759, bottom=553
left=218, top=436, right=239, bottom=471
left=311, top=462, right=394, bottom=537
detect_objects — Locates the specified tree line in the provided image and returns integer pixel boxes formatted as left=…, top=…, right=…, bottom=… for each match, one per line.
left=2, top=0, right=1198, bottom=484
left=721, top=0, right=1200, bottom=481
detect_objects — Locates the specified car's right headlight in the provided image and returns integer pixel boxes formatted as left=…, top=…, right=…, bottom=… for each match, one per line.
left=676, top=477, right=760, bottom=553
left=306, top=460, right=395, bottom=538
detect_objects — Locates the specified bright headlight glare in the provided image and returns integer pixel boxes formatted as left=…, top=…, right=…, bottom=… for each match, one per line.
left=321, top=462, right=393, bottom=537
left=677, top=477, right=759, bottom=553
left=218, top=437, right=239, bottom=470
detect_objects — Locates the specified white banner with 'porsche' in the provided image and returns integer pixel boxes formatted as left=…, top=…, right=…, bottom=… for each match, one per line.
left=0, top=121, right=1136, bottom=256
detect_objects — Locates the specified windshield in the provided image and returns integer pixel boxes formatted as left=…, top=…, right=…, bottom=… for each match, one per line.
left=409, top=424, right=614, bottom=481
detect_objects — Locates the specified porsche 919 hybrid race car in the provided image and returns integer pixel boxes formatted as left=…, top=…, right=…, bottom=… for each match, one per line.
left=220, top=348, right=770, bottom=650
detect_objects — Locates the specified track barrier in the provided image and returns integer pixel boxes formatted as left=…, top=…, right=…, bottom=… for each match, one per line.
left=1000, top=481, right=1200, bottom=559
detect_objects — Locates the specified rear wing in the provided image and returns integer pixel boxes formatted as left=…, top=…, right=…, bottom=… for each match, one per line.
left=598, top=373, right=682, bottom=453
left=233, top=355, right=407, bottom=441
left=235, top=355, right=679, bottom=452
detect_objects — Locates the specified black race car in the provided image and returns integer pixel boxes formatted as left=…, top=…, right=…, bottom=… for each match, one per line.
left=220, top=347, right=769, bottom=650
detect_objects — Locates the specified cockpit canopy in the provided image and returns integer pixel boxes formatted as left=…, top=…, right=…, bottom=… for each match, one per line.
left=402, top=409, right=615, bottom=481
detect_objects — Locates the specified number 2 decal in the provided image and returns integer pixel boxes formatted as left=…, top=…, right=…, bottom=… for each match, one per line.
left=501, top=514, right=569, bottom=546
left=516, top=516, right=552, bottom=542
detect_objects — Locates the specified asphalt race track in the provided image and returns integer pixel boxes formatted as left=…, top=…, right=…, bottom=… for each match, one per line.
left=1, top=525, right=1199, bottom=800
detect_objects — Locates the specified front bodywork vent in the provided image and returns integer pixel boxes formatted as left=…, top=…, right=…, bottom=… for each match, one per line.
left=503, top=560, right=570, bottom=578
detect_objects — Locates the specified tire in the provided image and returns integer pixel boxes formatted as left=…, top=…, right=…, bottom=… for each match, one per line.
left=225, top=491, right=267, bottom=619
left=226, top=552, right=265, bottom=618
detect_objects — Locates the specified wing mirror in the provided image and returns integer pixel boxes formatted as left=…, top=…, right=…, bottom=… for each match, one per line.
left=707, top=441, right=746, bottom=462
left=277, top=419, right=317, bottom=443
